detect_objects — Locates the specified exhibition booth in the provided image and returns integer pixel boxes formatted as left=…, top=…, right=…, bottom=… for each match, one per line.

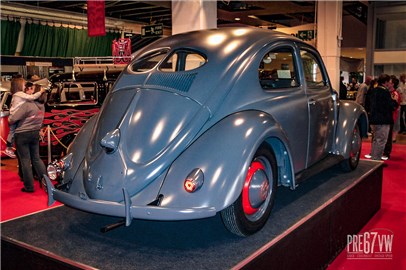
left=1, top=1, right=405, bottom=270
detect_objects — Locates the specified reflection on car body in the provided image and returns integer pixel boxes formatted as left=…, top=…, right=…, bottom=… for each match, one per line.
left=44, top=28, right=368, bottom=236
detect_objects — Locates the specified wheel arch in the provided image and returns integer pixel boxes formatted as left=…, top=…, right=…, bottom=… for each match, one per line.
left=335, top=102, right=368, bottom=159
left=61, top=115, right=98, bottom=181
left=264, top=137, right=295, bottom=189
left=159, top=110, right=297, bottom=212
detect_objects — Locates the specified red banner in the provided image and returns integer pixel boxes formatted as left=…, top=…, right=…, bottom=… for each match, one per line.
left=112, top=38, right=132, bottom=64
left=87, top=0, right=105, bottom=37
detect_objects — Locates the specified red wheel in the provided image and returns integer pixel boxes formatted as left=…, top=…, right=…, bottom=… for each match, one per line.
left=341, top=124, right=361, bottom=172
left=242, top=161, right=271, bottom=220
left=221, top=144, right=277, bottom=236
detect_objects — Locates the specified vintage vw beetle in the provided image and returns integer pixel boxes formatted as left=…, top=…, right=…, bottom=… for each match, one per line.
left=45, top=28, right=368, bottom=236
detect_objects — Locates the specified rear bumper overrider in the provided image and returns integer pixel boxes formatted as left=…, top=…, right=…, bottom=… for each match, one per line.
left=44, top=175, right=216, bottom=226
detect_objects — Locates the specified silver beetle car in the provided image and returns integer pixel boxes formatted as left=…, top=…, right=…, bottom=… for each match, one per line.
left=45, top=28, right=368, bottom=236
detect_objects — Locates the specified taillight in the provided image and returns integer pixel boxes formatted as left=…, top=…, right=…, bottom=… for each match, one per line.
left=184, top=168, right=204, bottom=193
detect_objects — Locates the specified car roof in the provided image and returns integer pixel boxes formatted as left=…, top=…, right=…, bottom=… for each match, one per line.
left=135, top=27, right=304, bottom=60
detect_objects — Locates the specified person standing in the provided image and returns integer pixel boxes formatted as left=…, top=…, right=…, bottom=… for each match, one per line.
left=355, top=76, right=372, bottom=107
left=367, top=74, right=397, bottom=161
left=398, top=73, right=406, bottom=134
left=3, top=77, right=44, bottom=158
left=349, top=77, right=359, bottom=91
left=8, top=82, right=47, bottom=193
left=383, top=77, right=400, bottom=159
left=339, top=76, right=347, bottom=100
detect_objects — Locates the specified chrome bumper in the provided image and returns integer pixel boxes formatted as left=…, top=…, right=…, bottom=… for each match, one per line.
left=44, top=175, right=217, bottom=226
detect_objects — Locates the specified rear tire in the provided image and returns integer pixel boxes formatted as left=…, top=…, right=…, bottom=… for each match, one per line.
left=221, top=144, right=277, bottom=236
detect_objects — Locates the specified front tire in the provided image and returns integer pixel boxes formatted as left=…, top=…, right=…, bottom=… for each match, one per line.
left=221, top=145, right=278, bottom=236
left=340, top=123, right=362, bottom=172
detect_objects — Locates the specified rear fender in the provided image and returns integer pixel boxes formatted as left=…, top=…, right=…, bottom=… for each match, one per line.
left=60, top=115, right=98, bottom=193
left=159, top=110, right=294, bottom=212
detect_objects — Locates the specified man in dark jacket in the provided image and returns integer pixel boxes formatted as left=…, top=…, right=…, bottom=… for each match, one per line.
left=339, top=76, right=347, bottom=100
left=367, top=74, right=398, bottom=160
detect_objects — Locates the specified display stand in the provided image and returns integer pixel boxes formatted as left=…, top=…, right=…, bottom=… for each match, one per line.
left=1, top=161, right=383, bottom=270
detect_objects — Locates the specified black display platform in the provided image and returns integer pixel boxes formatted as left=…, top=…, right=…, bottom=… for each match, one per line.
left=1, top=160, right=383, bottom=270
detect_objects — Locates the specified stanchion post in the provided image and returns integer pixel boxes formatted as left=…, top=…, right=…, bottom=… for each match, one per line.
left=47, top=125, right=51, bottom=164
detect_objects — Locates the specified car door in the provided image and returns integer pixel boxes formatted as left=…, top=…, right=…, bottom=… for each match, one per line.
left=299, top=46, right=335, bottom=167
left=256, top=44, right=309, bottom=172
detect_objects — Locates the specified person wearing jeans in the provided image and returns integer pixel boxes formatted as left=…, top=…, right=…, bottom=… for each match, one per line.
left=8, top=83, right=47, bottom=192
left=4, top=79, right=44, bottom=158
left=367, top=74, right=398, bottom=161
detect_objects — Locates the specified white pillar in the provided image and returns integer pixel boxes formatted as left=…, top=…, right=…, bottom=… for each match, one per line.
left=316, top=1, right=342, bottom=91
left=171, top=0, right=217, bottom=35
left=15, top=18, right=26, bottom=56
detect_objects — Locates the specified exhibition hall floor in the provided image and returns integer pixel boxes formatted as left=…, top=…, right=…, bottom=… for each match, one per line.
left=1, top=135, right=405, bottom=269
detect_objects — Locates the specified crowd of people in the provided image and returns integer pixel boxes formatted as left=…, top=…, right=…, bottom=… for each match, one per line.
left=342, top=73, right=406, bottom=161
left=3, top=74, right=47, bottom=193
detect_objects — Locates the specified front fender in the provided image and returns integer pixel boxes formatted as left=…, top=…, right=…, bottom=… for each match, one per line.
left=61, top=114, right=98, bottom=189
left=335, top=101, right=368, bottom=158
left=159, top=110, right=288, bottom=212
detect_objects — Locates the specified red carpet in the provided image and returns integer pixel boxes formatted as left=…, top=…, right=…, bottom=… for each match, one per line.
left=1, top=166, right=61, bottom=222
left=328, top=142, right=406, bottom=270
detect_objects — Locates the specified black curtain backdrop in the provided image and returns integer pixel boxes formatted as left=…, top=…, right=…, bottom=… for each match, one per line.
left=1, top=20, right=120, bottom=57
left=1, top=20, right=21, bottom=56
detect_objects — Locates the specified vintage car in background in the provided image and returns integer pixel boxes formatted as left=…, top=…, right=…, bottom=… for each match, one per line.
left=40, top=70, right=122, bottom=162
left=45, top=28, right=368, bottom=236
left=0, top=70, right=121, bottom=161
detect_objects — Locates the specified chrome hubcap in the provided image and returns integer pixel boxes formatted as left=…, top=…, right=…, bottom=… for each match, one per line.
left=243, top=159, right=272, bottom=222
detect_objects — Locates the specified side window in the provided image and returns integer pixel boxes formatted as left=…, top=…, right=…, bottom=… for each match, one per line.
left=259, top=47, right=298, bottom=89
left=300, top=49, right=327, bottom=88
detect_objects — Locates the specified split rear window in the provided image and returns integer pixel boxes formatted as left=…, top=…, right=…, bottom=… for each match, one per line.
left=130, top=49, right=206, bottom=73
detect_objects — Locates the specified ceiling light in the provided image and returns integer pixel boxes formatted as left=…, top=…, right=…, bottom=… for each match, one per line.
left=235, top=18, right=241, bottom=21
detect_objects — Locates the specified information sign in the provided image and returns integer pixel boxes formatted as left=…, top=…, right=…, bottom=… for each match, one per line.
left=141, top=24, right=163, bottom=38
